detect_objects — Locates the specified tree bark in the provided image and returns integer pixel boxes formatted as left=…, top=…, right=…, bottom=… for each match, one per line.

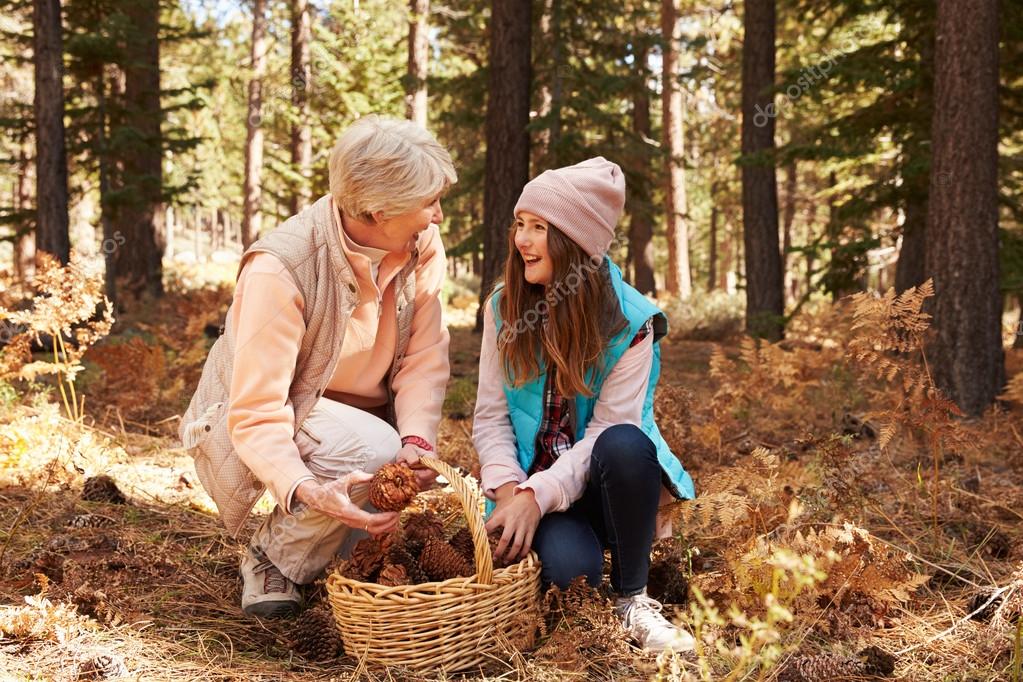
left=782, top=161, right=796, bottom=300
left=740, top=0, right=783, bottom=340
left=661, top=0, right=691, bottom=299
left=926, top=0, right=1003, bottom=416
left=113, top=0, right=164, bottom=301
left=32, top=0, right=70, bottom=265
left=14, top=132, right=35, bottom=280
left=476, top=0, right=531, bottom=331
left=895, top=20, right=934, bottom=294
left=708, top=182, right=719, bottom=292
left=535, top=0, right=563, bottom=165
left=242, top=0, right=268, bottom=249
left=406, top=0, right=429, bottom=127
left=290, top=0, right=312, bottom=214
left=628, top=42, right=655, bottom=295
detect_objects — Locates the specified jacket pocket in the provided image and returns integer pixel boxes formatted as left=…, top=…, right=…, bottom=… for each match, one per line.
left=181, top=401, right=224, bottom=450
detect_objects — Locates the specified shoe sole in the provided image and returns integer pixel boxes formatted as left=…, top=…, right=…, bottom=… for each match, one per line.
left=242, top=600, right=300, bottom=619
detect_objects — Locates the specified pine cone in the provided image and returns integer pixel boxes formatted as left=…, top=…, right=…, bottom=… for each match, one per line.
left=402, top=510, right=445, bottom=554
left=449, top=527, right=475, bottom=563
left=368, top=463, right=419, bottom=512
left=378, top=563, right=410, bottom=587
left=419, top=538, right=472, bottom=581
left=387, top=543, right=430, bottom=584
left=858, top=646, right=896, bottom=676
left=290, top=607, right=343, bottom=661
left=346, top=535, right=392, bottom=582
left=77, top=652, right=128, bottom=679
left=66, top=514, right=115, bottom=529
left=488, top=531, right=516, bottom=569
left=776, top=652, right=864, bottom=682
left=82, top=475, right=127, bottom=505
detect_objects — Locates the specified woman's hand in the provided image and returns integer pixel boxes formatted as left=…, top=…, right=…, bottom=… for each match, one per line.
left=485, top=485, right=541, bottom=563
left=294, top=473, right=400, bottom=535
left=395, top=443, right=439, bottom=490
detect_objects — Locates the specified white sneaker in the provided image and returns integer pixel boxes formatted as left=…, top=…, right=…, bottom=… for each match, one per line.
left=240, top=546, right=301, bottom=619
left=615, top=590, right=696, bottom=652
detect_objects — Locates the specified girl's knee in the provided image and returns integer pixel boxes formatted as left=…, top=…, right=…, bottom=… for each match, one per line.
left=592, top=424, right=656, bottom=470
left=540, top=548, right=603, bottom=590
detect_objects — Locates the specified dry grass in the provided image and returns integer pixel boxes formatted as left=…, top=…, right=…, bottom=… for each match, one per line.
left=1, top=278, right=1022, bottom=680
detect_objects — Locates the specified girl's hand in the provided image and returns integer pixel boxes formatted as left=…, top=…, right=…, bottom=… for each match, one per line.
left=294, top=473, right=400, bottom=534
left=485, top=487, right=541, bottom=562
left=395, top=443, right=439, bottom=490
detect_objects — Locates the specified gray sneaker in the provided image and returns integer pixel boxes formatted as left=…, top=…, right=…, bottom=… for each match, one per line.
left=240, top=546, right=301, bottom=618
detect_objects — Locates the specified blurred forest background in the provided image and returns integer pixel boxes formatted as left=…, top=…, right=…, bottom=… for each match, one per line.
left=1, top=0, right=1023, bottom=679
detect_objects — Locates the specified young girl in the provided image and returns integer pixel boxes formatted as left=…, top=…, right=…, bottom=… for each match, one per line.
left=473, top=157, right=697, bottom=651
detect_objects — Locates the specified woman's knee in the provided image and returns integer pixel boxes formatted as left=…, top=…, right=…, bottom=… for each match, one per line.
left=300, top=399, right=400, bottom=477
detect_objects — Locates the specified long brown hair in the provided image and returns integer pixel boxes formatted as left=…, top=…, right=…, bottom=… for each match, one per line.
left=496, top=223, right=626, bottom=397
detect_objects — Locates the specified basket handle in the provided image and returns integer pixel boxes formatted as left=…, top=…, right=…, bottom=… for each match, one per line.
left=419, top=456, right=494, bottom=586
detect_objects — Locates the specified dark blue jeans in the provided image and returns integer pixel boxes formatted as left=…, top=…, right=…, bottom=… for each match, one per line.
left=532, top=423, right=661, bottom=597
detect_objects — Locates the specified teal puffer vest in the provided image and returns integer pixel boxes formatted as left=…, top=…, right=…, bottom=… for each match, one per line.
left=489, top=259, right=695, bottom=514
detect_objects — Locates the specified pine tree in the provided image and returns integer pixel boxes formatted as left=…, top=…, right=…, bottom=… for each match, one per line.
left=740, top=0, right=784, bottom=340
left=926, top=0, right=1003, bottom=416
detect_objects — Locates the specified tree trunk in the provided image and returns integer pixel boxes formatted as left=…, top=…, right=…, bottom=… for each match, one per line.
left=708, top=182, right=719, bottom=292
left=476, top=0, right=531, bottom=331
left=535, top=0, right=563, bottom=165
left=406, top=0, right=429, bottom=127
left=628, top=42, right=655, bottom=295
left=895, top=21, right=934, bottom=294
left=895, top=195, right=927, bottom=293
left=113, top=0, right=164, bottom=301
left=782, top=161, right=796, bottom=300
left=290, top=0, right=312, bottom=214
left=32, top=0, right=70, bottom=265
left=242, top=0, right=268, bottom=249
left=14, top=132, right=35, bottom=281
left=740, top=0, right=783, bottom=340
left=95, top=69, right=116, bottom=304
left=926, top=0, right=1003, bottom=417
left=661, top=0, right=691, bottom=299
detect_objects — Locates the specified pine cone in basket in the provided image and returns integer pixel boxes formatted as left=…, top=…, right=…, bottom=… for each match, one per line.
left=368, top=463, right=419, bottom=512
left=419, top=537, right=473, bottom=581
left=344, top=534, right=393, bottom=581
left=401, top=510, right=445, bottom=554
left=290, top=607, right=344, bottom=661
left=449, top=527, right=475, bottom=563
left=377, top=563, right=410, bottom=587
left=387, top=543, right=431, bottom=584
left=488, top=530, right=517, bottom=569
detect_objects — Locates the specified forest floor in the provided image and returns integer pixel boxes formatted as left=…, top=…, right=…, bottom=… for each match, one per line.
left=1, top=273, right=1022, bottom=681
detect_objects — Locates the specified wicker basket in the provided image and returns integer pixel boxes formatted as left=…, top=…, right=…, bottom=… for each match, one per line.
left=325, top=456, right=542, bottom=672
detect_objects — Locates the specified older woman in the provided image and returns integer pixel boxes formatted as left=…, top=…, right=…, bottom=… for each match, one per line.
left=179, top=116, right=455, bottom=618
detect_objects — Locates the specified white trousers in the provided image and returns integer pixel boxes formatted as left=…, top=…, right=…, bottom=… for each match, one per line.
left=249, top=397, right=400, bottom=584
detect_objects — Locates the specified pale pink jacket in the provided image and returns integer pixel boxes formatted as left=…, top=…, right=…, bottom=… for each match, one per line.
left=227, top=201, right=449, bottom=511
left=473, top=301, right=674, bottom=531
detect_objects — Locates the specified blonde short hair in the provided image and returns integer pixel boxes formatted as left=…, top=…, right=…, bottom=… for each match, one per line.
left=328, top=115, right=457, bottom=222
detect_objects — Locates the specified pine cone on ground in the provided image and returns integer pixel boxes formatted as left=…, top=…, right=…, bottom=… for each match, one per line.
left=82, top=476, right=127, bottom=505
left=387, top=542, right=430, bottom=584
left=402, top=510, right=445, bottom=554
left=368, top=463, right=419, bottom=512
left=76, top=652, right=128, bottom=679
left=66, top=514, right=115, bottom=529
left=776, top=652, right=862, bottom=682
left=290, top=607, right=343, bottom=661
left=419, top=537, right=472, bottom=581
left=449, top=527, right=475, bottom=563
left=378, top=563, right=410, bottom=587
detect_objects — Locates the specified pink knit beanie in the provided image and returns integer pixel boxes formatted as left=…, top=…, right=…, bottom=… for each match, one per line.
left=513, top=157, right=625, bottom=259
